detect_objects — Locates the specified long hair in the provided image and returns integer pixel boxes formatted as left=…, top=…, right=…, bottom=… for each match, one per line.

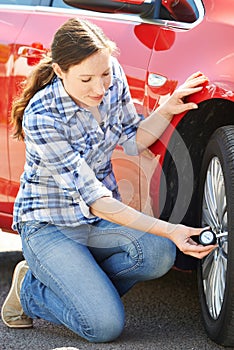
left=11, top=18, right=117, bottom=140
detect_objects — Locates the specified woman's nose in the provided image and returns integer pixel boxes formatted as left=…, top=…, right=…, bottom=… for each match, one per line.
left=93, top=78, right=106, bottom=95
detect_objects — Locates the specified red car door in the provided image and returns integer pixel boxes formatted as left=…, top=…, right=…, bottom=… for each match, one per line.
left=0, top=9, right=30, bottom=230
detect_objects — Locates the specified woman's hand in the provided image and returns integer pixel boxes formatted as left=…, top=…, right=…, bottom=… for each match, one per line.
left=157, top=71, right=208, bottom=120
left=169, top=224, right=216, bottom=259
left=136, top=72, right=208, bottom=151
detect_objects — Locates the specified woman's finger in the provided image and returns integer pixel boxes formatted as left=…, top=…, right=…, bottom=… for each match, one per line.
left=182, top=242, right=216, bottom=258
left=184, top=71, right=207, bottom=82
left=177, top=86, right=203, bottom=98
left=179, top=76, right=207, bottom=89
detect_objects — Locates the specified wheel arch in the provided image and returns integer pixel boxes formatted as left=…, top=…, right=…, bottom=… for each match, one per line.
left=159, top=98, right=234, bottom=227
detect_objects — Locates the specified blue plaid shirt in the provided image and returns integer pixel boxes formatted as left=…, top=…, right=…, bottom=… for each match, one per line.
left=13, top=58, right=142, bottom=229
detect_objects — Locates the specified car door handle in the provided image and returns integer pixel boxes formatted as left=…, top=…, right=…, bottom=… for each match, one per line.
left=17, top=43, right=48, bottom=66
left=18, top=44, right=47, bottom=58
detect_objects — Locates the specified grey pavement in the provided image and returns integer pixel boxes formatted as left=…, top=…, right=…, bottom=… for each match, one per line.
left=0, top=230, right=231, bottom=350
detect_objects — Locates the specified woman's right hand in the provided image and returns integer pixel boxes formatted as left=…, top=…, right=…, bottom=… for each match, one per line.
left=168, top=224, right=216, bottom=259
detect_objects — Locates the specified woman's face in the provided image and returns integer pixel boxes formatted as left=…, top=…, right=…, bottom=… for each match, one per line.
left=53, top=49, right=112, bottom=108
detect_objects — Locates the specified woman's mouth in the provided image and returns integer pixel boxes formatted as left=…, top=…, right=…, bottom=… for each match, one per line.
left=89, top=95, right=104, bottom=101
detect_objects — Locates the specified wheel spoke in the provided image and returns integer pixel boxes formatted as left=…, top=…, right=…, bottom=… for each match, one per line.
left=202, top=248, right=216, bottom=279
left=211, top=258, right=220, bottom=319
left=215, top=164, right=226, bottom=228
left=203, top=250, right=227, bottom=319
left=203, top=172, right=218, bottom=227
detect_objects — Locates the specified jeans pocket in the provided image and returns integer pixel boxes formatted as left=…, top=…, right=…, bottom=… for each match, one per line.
left=21, top=221, right=50, bottom=240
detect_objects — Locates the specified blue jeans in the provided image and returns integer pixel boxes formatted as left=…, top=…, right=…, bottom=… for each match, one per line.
left=19, top=219, right=176, bottom=343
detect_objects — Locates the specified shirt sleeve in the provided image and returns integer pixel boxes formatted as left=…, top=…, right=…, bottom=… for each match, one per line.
left=23, top=114, right=112, bottom=218
left=113, top=59, right=143, bottom=156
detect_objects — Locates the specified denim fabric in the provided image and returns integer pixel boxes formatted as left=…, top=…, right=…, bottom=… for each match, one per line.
left=19, top=220, right=176, bottom=343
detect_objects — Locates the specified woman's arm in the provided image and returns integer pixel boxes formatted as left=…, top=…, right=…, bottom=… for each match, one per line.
left=90, top=196, right=215, bottom=259
left=136, top=72, right=208, bottom=151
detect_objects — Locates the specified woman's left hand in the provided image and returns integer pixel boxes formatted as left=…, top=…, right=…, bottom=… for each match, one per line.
left=157, top=71, right=208, bottom=120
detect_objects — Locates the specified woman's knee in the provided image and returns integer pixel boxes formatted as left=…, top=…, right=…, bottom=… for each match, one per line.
left=69, top=291, right=125, bottom=343
left=78, top=306, right=125, bottom=343
left=140, top=235, right=176, bottom=279
left=89, top=315, right=125, bottom=343
left=157, top=238, right=176, bottom=275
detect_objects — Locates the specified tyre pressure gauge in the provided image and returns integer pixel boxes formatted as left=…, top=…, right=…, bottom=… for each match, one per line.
left=199, top=228, right=217, bottom=246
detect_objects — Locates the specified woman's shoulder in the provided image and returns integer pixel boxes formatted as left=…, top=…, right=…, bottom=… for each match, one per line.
left=24, top=77, right=78, bottom=129
left=24, top=77, right=71, bottom=116
left=25, top=80, right=55, bottom=113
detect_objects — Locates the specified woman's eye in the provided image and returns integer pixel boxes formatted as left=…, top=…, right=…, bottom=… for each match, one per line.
left=81, top=72, right=110, bottom=82
left=81, top=77, right=91, bottom=83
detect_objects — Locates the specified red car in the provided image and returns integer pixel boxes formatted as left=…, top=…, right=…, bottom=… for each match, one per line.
left=1, top=0, right=234, bottom=346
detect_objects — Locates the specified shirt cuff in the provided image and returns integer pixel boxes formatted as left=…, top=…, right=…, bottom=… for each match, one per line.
left=79, top=186, right=113, bottom=219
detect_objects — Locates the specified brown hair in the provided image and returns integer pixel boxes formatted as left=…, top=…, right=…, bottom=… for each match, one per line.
left=11, top=17, right=117, bottom=140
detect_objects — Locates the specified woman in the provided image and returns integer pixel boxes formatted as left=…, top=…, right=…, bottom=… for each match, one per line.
left=1, top=18, right=214, bottom=343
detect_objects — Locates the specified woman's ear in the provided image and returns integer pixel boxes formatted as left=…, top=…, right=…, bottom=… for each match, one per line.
left=52, top=63, right=63, bottom=79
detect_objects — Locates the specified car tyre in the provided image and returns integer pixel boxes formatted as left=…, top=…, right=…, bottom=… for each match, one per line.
left=198, top=126, right=234, bottom=346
